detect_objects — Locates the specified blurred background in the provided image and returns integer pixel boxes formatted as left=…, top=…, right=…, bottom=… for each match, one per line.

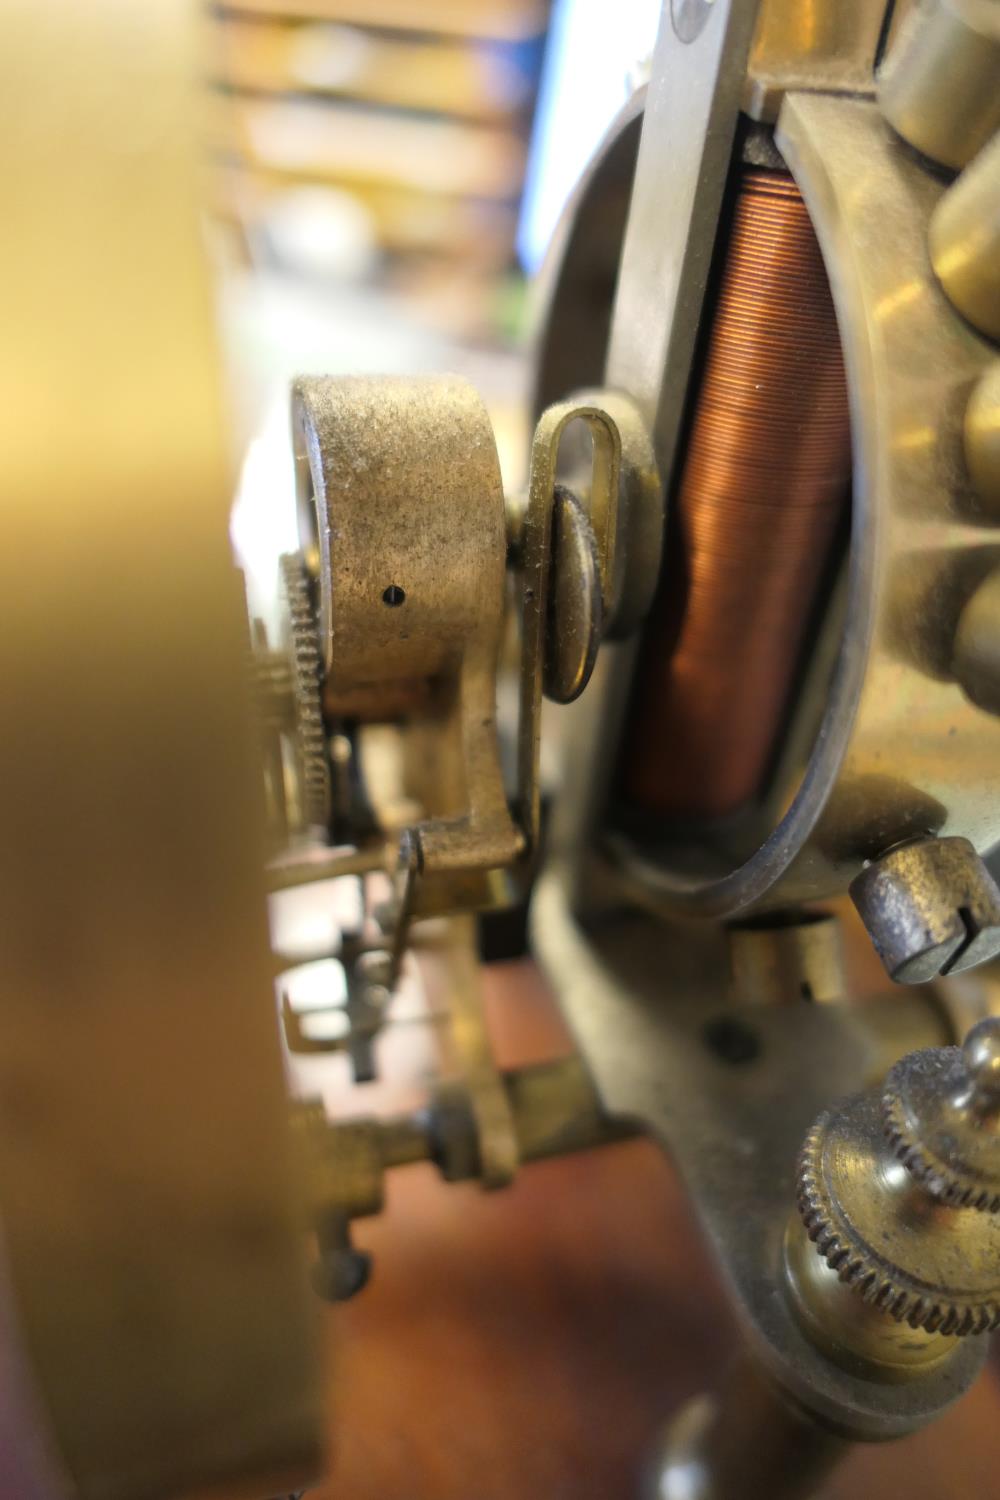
left=212, top=0, right=662, bottom=609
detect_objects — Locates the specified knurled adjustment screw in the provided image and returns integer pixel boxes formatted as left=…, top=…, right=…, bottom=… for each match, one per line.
left=792, top=1019, right=1000, bottom=1344
left=883, top=1016, right=1000, bottom=1212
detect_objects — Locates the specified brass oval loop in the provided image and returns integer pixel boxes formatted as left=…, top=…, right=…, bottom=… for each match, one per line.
left=516, top=392, right=659, bottom=850
left=544, top=485, right=604, bottom=706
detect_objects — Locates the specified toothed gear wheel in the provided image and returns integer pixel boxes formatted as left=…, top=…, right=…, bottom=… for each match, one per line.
left=280, top=551, right=331, bottom=830
left=796, top=1091, right=1000, bottom=1337
left=881, top=1020, right=1000, bottom=1213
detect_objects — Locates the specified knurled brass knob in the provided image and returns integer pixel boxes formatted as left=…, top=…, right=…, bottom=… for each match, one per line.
left=883, top=1017, right=1000, bottom=1212
left=279, top=551, right=332, bottom=831
left=789, top=1021, right=1000, bottom=1356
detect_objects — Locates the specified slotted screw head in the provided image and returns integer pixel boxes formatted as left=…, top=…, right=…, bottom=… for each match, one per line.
left=850, top=835, right=1000, bottom=984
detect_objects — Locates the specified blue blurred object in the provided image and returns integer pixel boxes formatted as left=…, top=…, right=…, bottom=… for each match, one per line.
left=517, top=0, right=660, bottom=274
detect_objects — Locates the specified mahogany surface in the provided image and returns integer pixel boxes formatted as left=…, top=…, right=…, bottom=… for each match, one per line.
left=315, top=962, right=1000, bottom=1500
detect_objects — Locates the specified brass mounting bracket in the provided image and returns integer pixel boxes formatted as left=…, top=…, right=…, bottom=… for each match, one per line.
left=293, top=374, right=522, bottom=921
left=290, top=375, right=660, bottom=932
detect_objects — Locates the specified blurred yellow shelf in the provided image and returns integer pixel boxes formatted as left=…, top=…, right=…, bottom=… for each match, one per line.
left=211, top=16, right=534, bottom=121
left=212, top=161, right=518, bottom=264
left=212, top=93, right=526, bottom=198
left=216, top=0, right=547, bottom=43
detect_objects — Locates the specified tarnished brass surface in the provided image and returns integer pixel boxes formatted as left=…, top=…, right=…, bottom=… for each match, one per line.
left=544, top=486, right=602, bottom=705
left=285, top=377, right=657, bottom=928
left=302, top=1042, right=632, bottom=1303
left=728, top=913, right=846, bottom=1006
left=882, top=1017, right=1000, bottom=1211
left=930, top=131, right=1000, bottom=341
left=795, top=1087, right=1000, bottom=1341
left=789, top=1030, right=1000, bottom=1374
left=574, top=388, right=663, bottom=641
left=964, top=363, right=1000, bottom=513
left=310, top=1056, right=628, bottom=1206
left=266, top=841, right=388, bottom=894
left=293, top=375, right=521, bottom=913
left=418, top=917, right=519, bottom=1188
left=277, top=551, right=333, bottom=833
left=953, top=568, right=1000, bottom=713
left=783, top=1217, right=960, bottom=1378
left=301, top=1106, right=387, bottom=1224
left=533, top=869, right=987, bottom=1439
left=518, top=393, right=658, bottom=851
left=878, top=0, right=1000, bottom=169
left=745, top=0, right=886, bottom=122
left=850, top=836, right=1000, bottom=982
left=502, top=1056, right=633, bottom=1162
left=0, top=2, right=320, bottom=1496
left=294, top=376, right=504, bottom=724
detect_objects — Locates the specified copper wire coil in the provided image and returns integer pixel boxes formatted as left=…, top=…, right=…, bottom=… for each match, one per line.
left=622, top=167, right=851, bottom=822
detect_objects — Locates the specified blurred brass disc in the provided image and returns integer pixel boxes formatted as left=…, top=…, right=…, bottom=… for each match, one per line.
left=0, top=4, right=321, bottom=1497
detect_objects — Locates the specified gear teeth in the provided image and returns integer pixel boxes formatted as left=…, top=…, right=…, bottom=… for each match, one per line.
left=795, top=1110, right=1000, bottom=1337
left=881, top=1088, right=1000, bottom=1214
left=280, top=552, right=331, bottom=829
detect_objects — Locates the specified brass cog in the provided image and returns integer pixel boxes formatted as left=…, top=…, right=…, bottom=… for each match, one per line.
left=280, top=551, right=331, bottom=831
left=881, top=1022, right=1000, bottom=1214
left=796, top=1092, right=1000, bottom=1337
